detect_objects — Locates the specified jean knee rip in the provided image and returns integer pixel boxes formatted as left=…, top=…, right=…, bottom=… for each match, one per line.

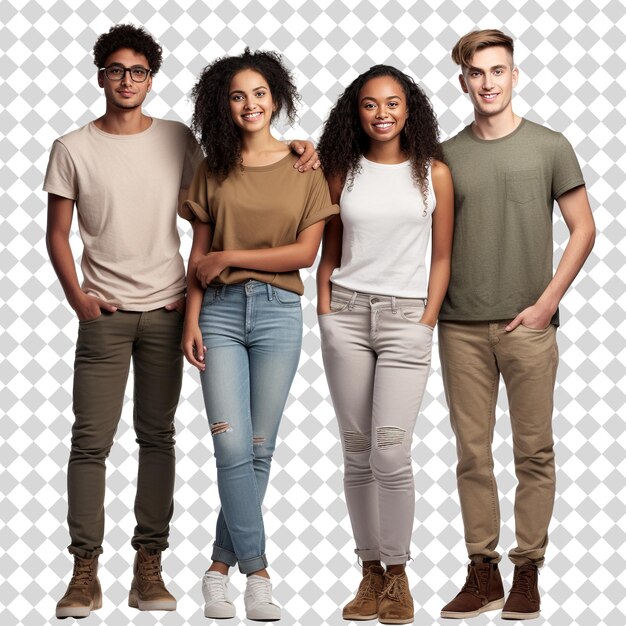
left=344, top=431, right=371, bottom=453
left=376, top=426, right=406, bottom=448
left=210, top=421, right=232, bottom=436
left=252, top=435, right=265, bottom=445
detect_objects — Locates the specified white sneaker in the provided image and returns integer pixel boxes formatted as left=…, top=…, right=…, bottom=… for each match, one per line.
left=201, top=570, right=236, bottom=619
left=244, top=575, right=281, bottom=621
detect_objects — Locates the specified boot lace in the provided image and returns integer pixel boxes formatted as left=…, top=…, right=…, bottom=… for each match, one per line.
left=140, top=550, right=163, bottom=581
left=70, top=558, right=95, bottom=586
left=356, top=570, right=380, bottom=601
left=509, top=564, right=537, bottom=598
left=380, top=574, right=409, bottom=602
left=461, top=564, right=489, bottom=597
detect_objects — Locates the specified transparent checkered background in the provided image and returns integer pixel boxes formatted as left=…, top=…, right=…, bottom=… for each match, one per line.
left=1, top=0, right=624, bottom=624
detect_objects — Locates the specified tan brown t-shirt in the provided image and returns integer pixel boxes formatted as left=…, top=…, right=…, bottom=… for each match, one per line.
left=180, top=153, right=339, bottom=295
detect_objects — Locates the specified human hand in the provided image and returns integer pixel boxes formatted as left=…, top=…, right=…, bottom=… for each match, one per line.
left=182, top=322, right=207, bottom=371
left=165, top=296, right=186, bottom=315
left=70, top=292, right=117, bottom=321
left=289, top=140, right=320, bottom=171
left=505, top=302, right=554, bottom=331
left=195, top=252, right=228, bottom=289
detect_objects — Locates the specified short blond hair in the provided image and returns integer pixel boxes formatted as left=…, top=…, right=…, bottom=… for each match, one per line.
left=451, top=29, right=514, bottom=69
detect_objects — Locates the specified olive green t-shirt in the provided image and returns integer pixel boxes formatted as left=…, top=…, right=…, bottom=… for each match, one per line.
left=440, top=119, right=585, bottom=325
left=180, top=153, right=339, bottom=295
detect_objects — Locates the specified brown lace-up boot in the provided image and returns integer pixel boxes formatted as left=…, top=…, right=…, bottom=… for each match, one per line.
left=342, top=564, right=385, bottom=620
left=501, top=563, right=540, bottom=620
left=378, top=570, right=414, bottom=624
left=56, top=555, right=102, bottom=619
left=128, top=546, right=176, bottom=611
left=440, top=560, right=505, bottom=619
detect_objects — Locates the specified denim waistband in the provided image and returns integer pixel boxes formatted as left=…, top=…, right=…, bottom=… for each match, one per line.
left=209, top=280, right=289, bottom=300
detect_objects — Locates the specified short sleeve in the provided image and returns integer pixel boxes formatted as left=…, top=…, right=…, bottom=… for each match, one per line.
left=297, top=168, right=340, bottom=233
left=181, top=130, right=204, bottom=190
left=43, top=140, right=78, bottom=200
left=179, top=159, right=211, bottom=222
left=552, top=133, right=585, bottom=200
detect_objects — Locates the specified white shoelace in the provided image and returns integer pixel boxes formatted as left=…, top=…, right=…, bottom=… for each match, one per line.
left=246, top=576, right=273, bottom=603
left=203, top=573, right=228, bottom=601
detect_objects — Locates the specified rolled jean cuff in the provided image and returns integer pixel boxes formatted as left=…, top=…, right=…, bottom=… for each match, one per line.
left=238, top=554, right=268, bottom=575
left=381, top=551, right=410, bottom=566
left=355, top=548, right=381, bottom=562
left=211, top=544, right=238, bottom=568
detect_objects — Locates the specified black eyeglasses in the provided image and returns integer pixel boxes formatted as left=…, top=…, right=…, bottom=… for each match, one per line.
left=99, top=65, right=152, bottom=83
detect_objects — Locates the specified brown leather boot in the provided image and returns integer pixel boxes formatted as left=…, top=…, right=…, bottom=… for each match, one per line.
left=378, top=571, right=414, bottom=624
left=55, top=555, right=102, bottom=619
left=440, top=560, right=505, bottom=619
left=128, top=546, right=176, bottom=611
left=501, top=563, right=540, bottom=620
left=342, top=564, right=385, bottom=620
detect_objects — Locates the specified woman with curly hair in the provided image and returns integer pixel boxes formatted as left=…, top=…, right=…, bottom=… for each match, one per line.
left=180, top=48, right=337, bottom=621
left=317, top=65, right=454, bottom=624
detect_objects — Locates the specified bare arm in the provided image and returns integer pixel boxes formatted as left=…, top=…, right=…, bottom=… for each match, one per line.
left=316, top=174, right=344, bottom=314
left=421, top=160, right=454, bottom=327
left=506, top=185, right=595, bottom=330
left=194, top=221, right=326, bottom=288
left=181, top=220, right=212, bottom=370
left=46, top=193, right=117, bottom=321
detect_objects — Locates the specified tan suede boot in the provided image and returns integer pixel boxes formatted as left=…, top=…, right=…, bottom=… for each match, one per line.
left=378, top=571, right=414, bottom=624
left=128, top=546, right=176, bottom=611
left=56, top=555, right=102, bottom=619
left=441, top=560, right=505, bottom=619
left=342, top=564, right=385, bottom=620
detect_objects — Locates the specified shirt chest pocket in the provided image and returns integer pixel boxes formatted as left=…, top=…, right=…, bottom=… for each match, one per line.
left=506, top=170, right=540, bottom=204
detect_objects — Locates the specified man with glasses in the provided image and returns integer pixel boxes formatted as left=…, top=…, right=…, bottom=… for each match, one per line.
left=44, top=24, right=317, bottom=618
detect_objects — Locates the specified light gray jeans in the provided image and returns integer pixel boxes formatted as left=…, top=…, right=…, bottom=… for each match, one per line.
left=319, top=284, right=433, bottom=565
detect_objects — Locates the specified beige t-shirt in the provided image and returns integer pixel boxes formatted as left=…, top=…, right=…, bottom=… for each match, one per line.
left=43, top=119, right=202, bottom=310
left=180, top=153, right=339, bottom=295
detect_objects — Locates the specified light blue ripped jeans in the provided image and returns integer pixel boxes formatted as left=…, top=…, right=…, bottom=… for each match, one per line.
left=198, top=280, right=302, bottom=574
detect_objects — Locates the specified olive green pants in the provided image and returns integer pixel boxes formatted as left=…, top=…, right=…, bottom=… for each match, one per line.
left=67, top=308, right=183, bottom=558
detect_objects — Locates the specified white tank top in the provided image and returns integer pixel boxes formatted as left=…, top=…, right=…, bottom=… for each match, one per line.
left=331, top=157, right=435, bottom=298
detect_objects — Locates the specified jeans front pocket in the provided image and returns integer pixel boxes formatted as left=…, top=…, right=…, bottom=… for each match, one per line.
left=272, top=286, right=301, bottom=306
left=399, top=306, right=432, bottom=331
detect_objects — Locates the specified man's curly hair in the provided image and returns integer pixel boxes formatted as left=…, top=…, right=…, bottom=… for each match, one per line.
left=318, top=65, right=442, bottom=201
left=93, top=24, right=163, bottom=73
left=190, top=48, right=299, bottom=181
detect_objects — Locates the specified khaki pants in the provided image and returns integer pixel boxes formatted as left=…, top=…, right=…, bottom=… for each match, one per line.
left=438, top=321, right=558, bottom=566
left=67, top=308, right=183, bottom=558
left=319, top=285, right=433, bottom=565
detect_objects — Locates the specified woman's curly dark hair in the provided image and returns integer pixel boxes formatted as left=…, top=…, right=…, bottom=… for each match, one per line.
left=318, top=65, right=442, bottom=201
left=190, top=48, right=299, bottom=181
left=93, top=24, right=163, bottom=74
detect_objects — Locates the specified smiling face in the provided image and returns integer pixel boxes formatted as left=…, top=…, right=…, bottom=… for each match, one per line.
left=459, top=45, right=518, bottom=120
left=358, top=75, right=408, bottom=146
left=97, top=47, right=152, bottom=111
left=228, top=68, right=275, bottom=135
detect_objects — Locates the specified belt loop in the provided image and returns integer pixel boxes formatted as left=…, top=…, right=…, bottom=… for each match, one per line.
left=220, top=285, right=227, bottom=300
left=391, top=296, right=397, bottom=314
left=267, top=283, right=273, bottom=300
left=348, top=291, right=358, bottom=310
